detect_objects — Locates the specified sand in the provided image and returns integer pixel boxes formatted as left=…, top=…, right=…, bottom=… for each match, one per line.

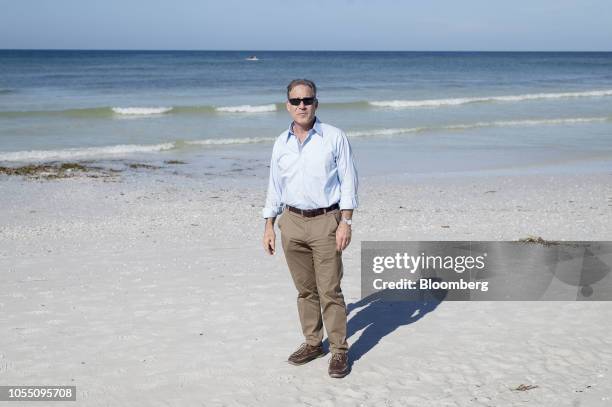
left=1, top=169, right=612, bottom=406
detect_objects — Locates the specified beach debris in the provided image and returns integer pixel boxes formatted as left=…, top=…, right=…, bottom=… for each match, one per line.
left=0, top=162, right=117, bottom=180
left=518, top=236, right=559, bottom=246
left=127, top=163, right=160, bottom=170
left=165, top=160, right=186, bottom=165
left=512, top=384, right=538, bottom=392
left=441, top=225, right=450, bottom=228
left=485, top=190, right=496, bottom=193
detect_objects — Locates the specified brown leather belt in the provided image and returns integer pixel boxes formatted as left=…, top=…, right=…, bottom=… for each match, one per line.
left=286, top=203, right=339, bottom=218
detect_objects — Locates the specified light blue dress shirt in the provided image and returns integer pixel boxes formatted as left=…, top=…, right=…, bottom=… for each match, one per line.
left=262, top=117, right=359, bottom=218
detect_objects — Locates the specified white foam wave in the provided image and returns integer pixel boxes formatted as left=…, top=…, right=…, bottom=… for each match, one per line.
left=445, top=117, right=608, bottom=130
left=370, top=90, right=612, bottom=108
left=216, top=104, right=277, bottom=113
left=371, top=98, right=475, bottom=108
left=0, top=143, right=176, bottom=162
left=185, top=136, right=276, bottom=145
left=345, top=117, right=608, bottom=139
left=112, top=107, right=173, bottom=115
left=347, top=127, right=425, bottom=137
left=2, top=117, right=605, bottom=163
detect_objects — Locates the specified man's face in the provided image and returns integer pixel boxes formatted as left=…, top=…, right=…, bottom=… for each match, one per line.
left=286, top=85, right=318, bottom=128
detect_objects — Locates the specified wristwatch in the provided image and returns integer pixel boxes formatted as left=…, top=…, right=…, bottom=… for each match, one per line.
left=341, top=217, right=352, bottom=226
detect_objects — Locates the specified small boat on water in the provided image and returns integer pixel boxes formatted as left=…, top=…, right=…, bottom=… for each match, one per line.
left=245, top=55, right=259, bottom=61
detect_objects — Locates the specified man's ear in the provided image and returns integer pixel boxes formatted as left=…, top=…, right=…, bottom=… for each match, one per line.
left=286, top=101, right=292, bottom=112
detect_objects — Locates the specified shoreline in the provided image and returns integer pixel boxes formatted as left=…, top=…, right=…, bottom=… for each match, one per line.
left=1, top=137, right=611, bottom=185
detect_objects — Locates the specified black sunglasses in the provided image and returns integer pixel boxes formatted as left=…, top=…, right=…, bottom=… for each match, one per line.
left=288, top=97, right=317, bottom=106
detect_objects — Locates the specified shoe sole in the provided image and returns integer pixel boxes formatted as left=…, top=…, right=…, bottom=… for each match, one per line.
left=287, top=352, right=325, bottom=366
left=329, top=369, right=349, bottom=378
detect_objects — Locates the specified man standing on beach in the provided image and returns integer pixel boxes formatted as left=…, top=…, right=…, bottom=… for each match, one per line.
left=262, top=79, right=358, bottom=378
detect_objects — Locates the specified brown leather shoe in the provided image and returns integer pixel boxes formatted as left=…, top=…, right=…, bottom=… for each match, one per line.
left=288, top=343, right=325, bottom=365
left=328, top=352, right=349, bottom=378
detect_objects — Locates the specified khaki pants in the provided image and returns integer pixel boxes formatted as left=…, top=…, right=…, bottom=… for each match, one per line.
left=278, top=208, right=348, bottom=354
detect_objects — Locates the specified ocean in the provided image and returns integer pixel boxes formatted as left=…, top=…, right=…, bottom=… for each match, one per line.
left=1, top=50, right=612, bottom=177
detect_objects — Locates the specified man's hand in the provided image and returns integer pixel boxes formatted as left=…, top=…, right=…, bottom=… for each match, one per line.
left=336, top=222, right=351, bottom=252
left=263, top=222, right=276, bottom=255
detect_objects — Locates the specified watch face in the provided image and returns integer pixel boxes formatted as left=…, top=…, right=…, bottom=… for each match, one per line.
left=342, top=218, right=352, bottom=225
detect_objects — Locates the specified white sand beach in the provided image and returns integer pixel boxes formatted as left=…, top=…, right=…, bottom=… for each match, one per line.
left=1, top=169, right=612, bottom=406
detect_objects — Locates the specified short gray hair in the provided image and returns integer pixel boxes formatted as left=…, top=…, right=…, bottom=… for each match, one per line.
left=286, top=79, right=317, bottom=99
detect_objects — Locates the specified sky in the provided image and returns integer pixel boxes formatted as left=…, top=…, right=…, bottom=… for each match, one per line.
left=1, top=0, right=611, bottom=51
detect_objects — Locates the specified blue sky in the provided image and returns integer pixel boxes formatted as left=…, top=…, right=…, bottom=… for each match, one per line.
left=1, top=0, right=611, bottom=51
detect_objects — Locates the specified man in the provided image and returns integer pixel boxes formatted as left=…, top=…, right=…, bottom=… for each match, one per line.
left=262, top=79, right=358, bottom=378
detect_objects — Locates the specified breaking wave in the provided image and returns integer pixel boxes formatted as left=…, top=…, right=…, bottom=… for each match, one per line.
left=2, top=89, right=611, bottom=119
left=1, top=116, right=608, bottom=163
left=347, top=117, right=609, bottom=137
left=111, top=107, right=174, bottom=115
left=370, top=89, right=612, bottom=108
left=215, top=104, right=277, bottom=113
left=0, top=143, right=176, bottom=162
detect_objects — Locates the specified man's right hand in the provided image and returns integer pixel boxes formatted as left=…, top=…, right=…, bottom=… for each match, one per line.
left=263, top=222, right=276, bottom=255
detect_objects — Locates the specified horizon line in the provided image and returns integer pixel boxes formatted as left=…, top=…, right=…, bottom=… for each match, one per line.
left=1, top=48, right=612, bottom=53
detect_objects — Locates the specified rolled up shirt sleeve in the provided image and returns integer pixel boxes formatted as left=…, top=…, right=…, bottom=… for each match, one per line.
left=262, top=143, right=284, bottom=218
left=336, top=131, right=359, bottom=210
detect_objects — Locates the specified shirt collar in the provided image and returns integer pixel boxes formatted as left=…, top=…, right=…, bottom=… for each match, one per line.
left=286, top=117, right=323, bottom=142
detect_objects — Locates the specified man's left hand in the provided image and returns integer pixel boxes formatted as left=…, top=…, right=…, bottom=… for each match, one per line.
left=336, top=222, right=351, bottom=252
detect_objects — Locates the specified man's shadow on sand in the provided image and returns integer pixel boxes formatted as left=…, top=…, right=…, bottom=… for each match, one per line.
left=323, top=286, right=446, bottom=366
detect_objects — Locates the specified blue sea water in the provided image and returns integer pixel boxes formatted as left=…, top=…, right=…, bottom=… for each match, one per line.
left=1, top=50, right=611, bottom=176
